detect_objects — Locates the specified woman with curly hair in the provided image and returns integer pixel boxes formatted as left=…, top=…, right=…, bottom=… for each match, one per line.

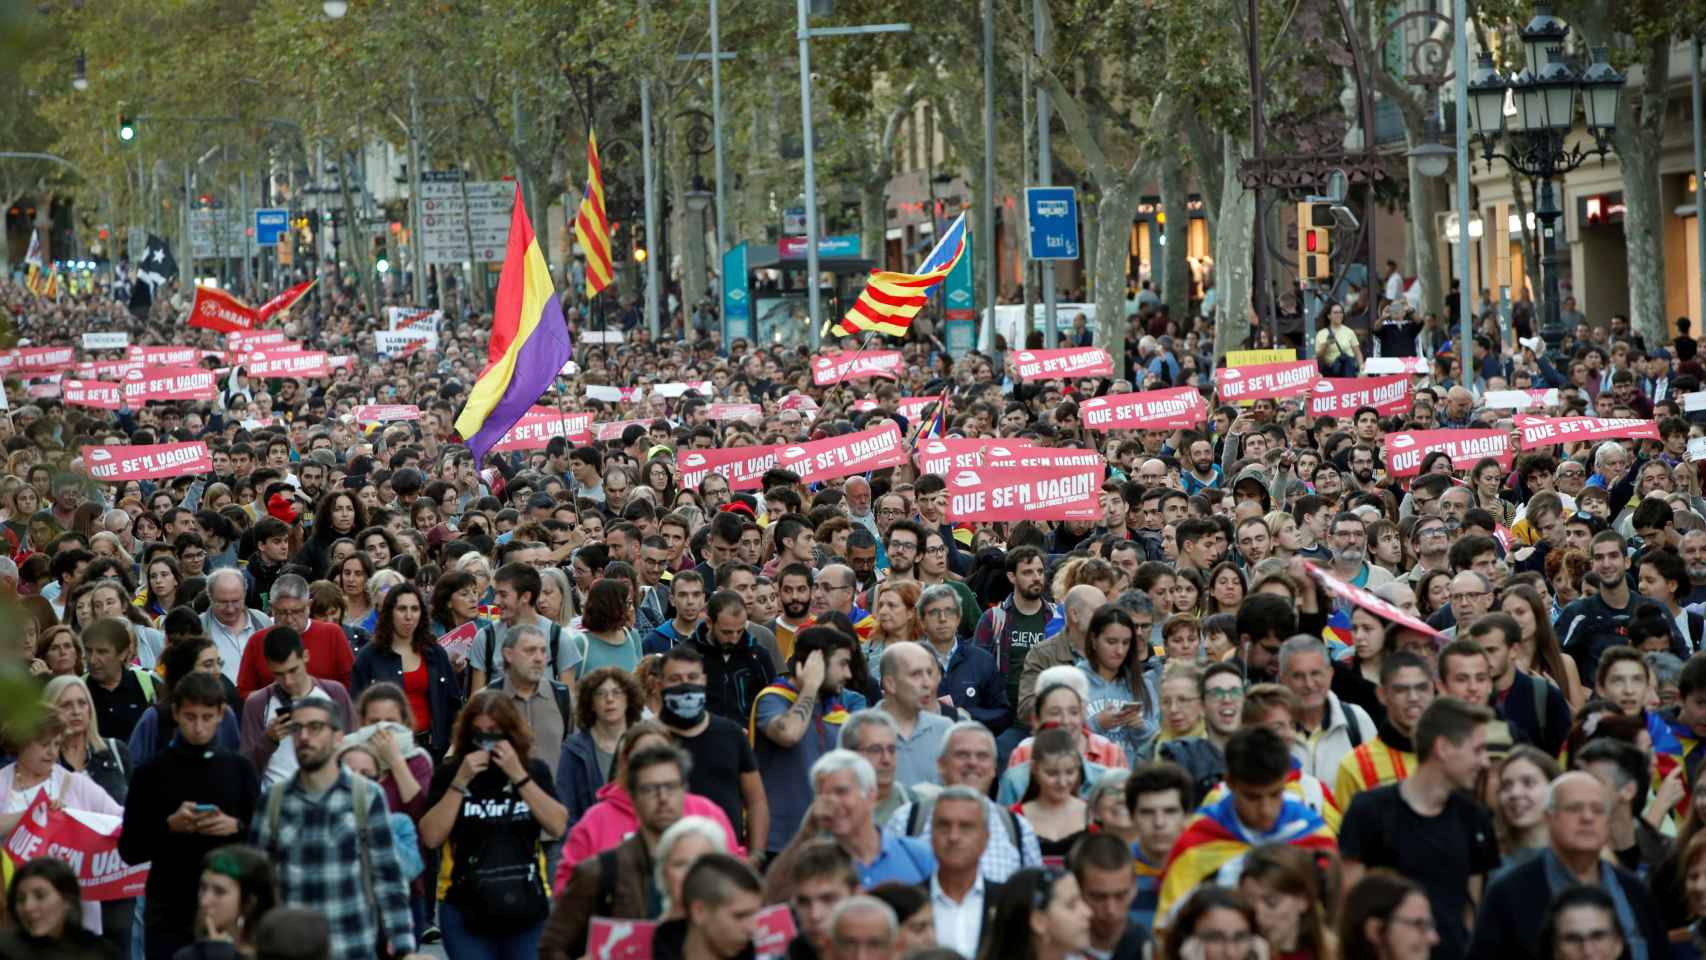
left=551, top=666, right=644, bottom=824
left=290, top=489, right=367, bottom=577
left=862, top=579, right=923, bottom=684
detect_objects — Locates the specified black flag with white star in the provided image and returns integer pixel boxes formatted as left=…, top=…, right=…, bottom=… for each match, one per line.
left=129, top=233, right=178, bottom=313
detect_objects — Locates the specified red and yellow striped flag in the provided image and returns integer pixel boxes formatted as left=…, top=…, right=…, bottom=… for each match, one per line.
left=825, top=212, right=966, bottom=340
left=574, top=130, right=614, bottom=300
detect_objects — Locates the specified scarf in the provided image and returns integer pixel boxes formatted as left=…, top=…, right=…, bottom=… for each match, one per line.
left=1542, top=848, right=1648, bottom=960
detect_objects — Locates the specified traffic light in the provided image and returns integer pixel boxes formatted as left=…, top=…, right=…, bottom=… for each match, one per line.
left=118, top=111, right=135, bottom=143
left=1297, top=201, right=1332, bottom=281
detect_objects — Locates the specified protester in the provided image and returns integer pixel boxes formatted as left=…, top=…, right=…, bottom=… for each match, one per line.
left=0, top=857, right=112, bottom=960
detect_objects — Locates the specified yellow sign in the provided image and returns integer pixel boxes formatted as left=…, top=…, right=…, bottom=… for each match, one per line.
left=1225, top=348, right=1297, bottom=366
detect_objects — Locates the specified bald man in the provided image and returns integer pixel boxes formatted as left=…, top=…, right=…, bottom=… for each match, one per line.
left=876, top=641, right=954, bottom=788
left=1440, top=386, right=1475, bottom=428
left=1016, top=585, right=1108, bottom=724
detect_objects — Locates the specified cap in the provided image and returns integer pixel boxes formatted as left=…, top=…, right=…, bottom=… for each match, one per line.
left=1650, top=348, right=1672, bottom=361
left=427, top=524, right=455, bottom=548
left=266, top=492, right=299, bottom=525
left=646, top=444, right=673, bottom=462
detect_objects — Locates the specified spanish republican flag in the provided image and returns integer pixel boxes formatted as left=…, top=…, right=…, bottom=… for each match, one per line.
left=454, top=184, right=575, bottom=467
left=1154, top=792, right=1337, bottom=931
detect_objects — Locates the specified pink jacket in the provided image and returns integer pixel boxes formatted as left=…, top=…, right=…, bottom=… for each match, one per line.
left=553, top=780, right=744, bottom=894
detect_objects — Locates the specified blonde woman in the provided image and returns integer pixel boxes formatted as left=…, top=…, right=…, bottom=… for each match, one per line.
left=43, top=675, right=129, bottom=805
left=538, top=566, right=579, bottom=628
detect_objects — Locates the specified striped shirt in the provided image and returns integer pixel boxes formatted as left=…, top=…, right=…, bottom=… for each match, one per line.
left=1334, top=739, right=1415, bottom=809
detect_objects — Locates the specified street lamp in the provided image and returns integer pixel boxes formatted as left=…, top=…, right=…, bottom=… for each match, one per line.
left=1465, top=2, right=1624, bottom=356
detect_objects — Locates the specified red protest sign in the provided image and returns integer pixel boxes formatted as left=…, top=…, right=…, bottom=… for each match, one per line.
left=1079, top=387, right=1207, bottom=432
left=438, top=621, right=478, bottom=662
left=945, top=462, right=1103, bottom=522
left=1307, top=375, right=1411, bottom=418
left=776, top=421, right=908, bottom=483
left=62, top=380, right=124, bottom=410
left=914, top=438, right=1035, bottom=476
left=1383, top=429, right=1511, bottom=478
left=82, top=442, right=212, bottom=482
left=226, top=330, right=290, bottom=352
left=1011, top=347, right=1115, bottom=381
left=351, top=404, right=421, bottom=423
left=810, top=350, right=904, bottom=385
left=17, top=346, right=75, bottom=374
left=490, top=408, right=593, bottom=452
left=188, top=285, right=258, bottom=333
left=595, top=419, right=655, bottom=442
left=585, top=384, right=645, bottom=403
left=707, top=402, right=764, bottom=422
left=754, top=903, right=799, bottom=958
left=127, top=345, right=204, bottom=366
left=3, top=793, right=146, bottom=901
left=778, top=393, right=820, bottom=414
left=121, top=366, right=218, bottom=404
left=1514, top=415, right=1659, bottom=450
left=1304, top=561, right=1444, bottom=643
left=585, top=917, right=658, bottom=960
left=1215, top=360, right=1320, bottom=403
left=985, top=446, right=1105, bottom=470
left=679, top=445, right=779, bottom=492
left=73, top=360, right=143, bottom=380
left=245, top=349, right=331, bottom=379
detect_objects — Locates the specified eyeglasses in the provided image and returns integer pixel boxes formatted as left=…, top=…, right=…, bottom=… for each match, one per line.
left=888, top=541, right=918, bottom=553
left=1203, top=687, right=1245, bottom=702
left=287, top=720, right=333, bottom=737
left=633, top=779, right=684, bottom=800
left=594, top=687, right=626, bottom=701
left=924, top=607, right=959, bottom=621
left=1390, top=915, right=1438, bottom=935
left=1450, top=591, right=1491, bottom=604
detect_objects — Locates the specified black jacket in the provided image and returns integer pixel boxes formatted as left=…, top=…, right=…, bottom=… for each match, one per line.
left=118, top=737, right=261, bottom=937
left=1468, top=852, right=1666, bottom=960
left=689, top=621, right=778, bottom=725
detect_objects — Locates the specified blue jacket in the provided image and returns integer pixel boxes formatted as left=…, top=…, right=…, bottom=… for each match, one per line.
left=937, top=642, right=1013, bottom=735
left=350, top=642, right=463, bottom=755
left=553, top=729, right=608, bottom=825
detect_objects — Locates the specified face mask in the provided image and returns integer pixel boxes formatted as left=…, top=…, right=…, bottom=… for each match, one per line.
left=473, top=734, right=504, bottom=753
left=658, top=683, right=707, bottom=729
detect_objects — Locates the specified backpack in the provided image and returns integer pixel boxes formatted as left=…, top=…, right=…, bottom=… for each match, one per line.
left=265, top=775, right=380, bottom=919
left=480, top=622, right=565, bottom=678
left=905, top=796, right=1023, bottom=857
left=488, top=674, right=574, bottom=733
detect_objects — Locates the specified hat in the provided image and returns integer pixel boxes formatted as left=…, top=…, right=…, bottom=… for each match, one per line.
left=719, top=500, right=756, bottom=520
left=427, top=524, right=455, bottom=549
left=266, top=493, right=299, bottom=525
left=646, top=444, right=673, bottom=462
left=306, top=449, right=337, bottom=468
left=1650, top=348, right=1673, bottom=361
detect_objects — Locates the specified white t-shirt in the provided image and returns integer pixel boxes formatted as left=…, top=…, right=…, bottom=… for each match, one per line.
left=263, top=687, right=332, bottom=787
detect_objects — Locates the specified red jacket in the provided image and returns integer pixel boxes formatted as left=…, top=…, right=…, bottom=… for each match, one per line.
left=236, top=620, right=355, bottom=701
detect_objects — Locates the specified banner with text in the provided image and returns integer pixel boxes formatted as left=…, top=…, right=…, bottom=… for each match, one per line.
left=3, top=792, right=147, bottom=901
left=984, top=446, right=1106, bottom=470
left=187, top=285, right=258, bottom=333
left=1080, top=387, right=1208, bottom=432
left=127, top=345, right=205, bottom=366
left=777, top=421, right=907, bottom=483
left=707, top=402, right=763, bottom=422
left=16, top=346, right=76, bottom=374
left=1011, top=347, right=1115, bottom=382
left=82, top=332, right=130, bottom=351
left=1514, top=415, right=1659, bottom=450
left=373, top=329, right=439, bottom=357
left=1216, top=360, right=1320, bottom=403
left=62, top=380, right=124, bottom=410
left=386, top=306, right=442, bottom=331
left=244, top=349, right=330, bottom=380
left=1304, top=561, right=1444, bottom=642
left=82, top=442, right=212, bottom=482
left=1307, top=375, right=1411, bottom=418
left=594, top=419, right=655, bottom=443
left=946, top=463, right=1103, bottom=522
left=1483, top=389, right=1560, bottom=410
left=1384, top=429, right=1511, bottom=478
left=679, top=445, right=779, bottom=491
left=122, top=366, right=218, bottom=404
left=490, top=407, right=594, bottom=452
left=227, top=330, right=291, bottom=352
left=352, top=404, right=421, bottom=423
left=810, top=350, right=904, bottom=385
left=914, top=438, right=1035, bottom=476
left=73, top=360, right=142, bottom=380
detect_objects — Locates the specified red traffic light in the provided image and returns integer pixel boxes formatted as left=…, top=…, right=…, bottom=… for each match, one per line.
left=1305, top=232, right=1319, bottom=253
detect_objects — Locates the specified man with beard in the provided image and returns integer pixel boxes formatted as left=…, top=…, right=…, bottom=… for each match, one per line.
left=753, top=627, right=855, bottom=858
left=1346, top=443, right=1379, bottom=491
left=657, top=646, right=769, bottom=850
left=1330, top=512, right=1391, bottom=589
left=1181, top=434, right=1222, bottom=495
left=1682, top=529, right=1706, bottom=604
left=972, top=546, right=1054, bottom=737
left=771, top=563, right=816, bottom=662
left=845, top=532, right=880, bottom=595
left=249, top=699, right=422, bottom=960
left=843, top=476, right=879, bottom=539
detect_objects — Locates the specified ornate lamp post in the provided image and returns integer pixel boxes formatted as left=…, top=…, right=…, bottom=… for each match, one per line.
left=1464, top=3, right=1624, bottom=355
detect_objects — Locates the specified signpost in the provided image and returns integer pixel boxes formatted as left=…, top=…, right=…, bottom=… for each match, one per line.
left=253, top=209, right=289, bottom=247
left=723, top=242, right=751, bottom=344
left=943, top=228, right=976, bottom=355
left=1025, top=187, right=1080, bottom=260
left=418, top=174, right=511, bottom=266
left=189, top=209, right=245, bottom=261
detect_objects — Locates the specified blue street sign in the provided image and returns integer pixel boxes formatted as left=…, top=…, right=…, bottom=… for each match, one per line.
left=254, top=208, right=289, bottom=247
left=1025, top=187, right=1080, bottom=261
left=942, top=226, right=975, bottom=356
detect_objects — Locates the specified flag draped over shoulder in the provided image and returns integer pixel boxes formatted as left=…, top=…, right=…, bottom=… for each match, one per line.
left=574, top=130, right=613, bottom=300
left=1154, top=793, right=1337, bottom=930
left=454, top=183, right=576, bottom=468
left=824, top=212, right=967, bottom=340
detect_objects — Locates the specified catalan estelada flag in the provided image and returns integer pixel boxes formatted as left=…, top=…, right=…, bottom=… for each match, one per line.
left=574, top=130, right=613, bottom=300
left=454, top=183, right=575, bottom=467
left=825, top=211, right=967, bottom=340
left=1154, top=792, right=1336, bottom=931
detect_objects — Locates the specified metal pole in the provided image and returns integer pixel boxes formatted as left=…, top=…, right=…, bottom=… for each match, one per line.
left=982, top=0, right=998, bottom=352
left=1034, top=0, right=1057, bottom=347
left=239, top=169, right=251, bottom=296
left=408, top=67, right=427, bottom=306
left=711, top=0, right=734, bottom=342
left=1694, top=36, right=1705, bottom=335
left=183, top=165, right=193, bottom=286
left=1538, top=174, right=1564, bottom=354
left=640, top=76, right=662, bottom=339
left=1455, top=0, right=1473, bottom=357
left=798, top=0, right=824, bottom=348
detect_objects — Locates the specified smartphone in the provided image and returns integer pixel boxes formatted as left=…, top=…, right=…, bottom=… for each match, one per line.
left=274, top=704, right=293, bottom=719
left=192, top=803, right=219, bottom=815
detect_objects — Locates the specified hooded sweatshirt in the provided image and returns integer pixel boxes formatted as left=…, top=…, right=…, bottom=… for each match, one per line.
left=554, top=779, right=744, bottom=894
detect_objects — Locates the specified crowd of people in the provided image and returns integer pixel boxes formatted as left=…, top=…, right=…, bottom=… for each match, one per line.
left=2, top=270, right=1706, bottom=960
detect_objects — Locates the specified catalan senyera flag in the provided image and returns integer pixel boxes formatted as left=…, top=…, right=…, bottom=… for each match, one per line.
left=23, top=230, right=43, bottom=294
left=1153, top=792, right=1337, bottom=932
left=825, top=211, right=967, bottom=340
left=454, top=183, right=576, bottom=467
left=574, top=130, right=613, bottom=300
left=255, top=278, right=318, bottom=324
